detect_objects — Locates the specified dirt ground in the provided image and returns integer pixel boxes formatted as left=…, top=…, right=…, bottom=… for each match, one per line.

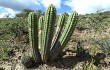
left=0, top=28, right=110, bottom=70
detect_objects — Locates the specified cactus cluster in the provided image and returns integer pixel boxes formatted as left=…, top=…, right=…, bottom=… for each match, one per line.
left=27, top=4, right=78, bottom=64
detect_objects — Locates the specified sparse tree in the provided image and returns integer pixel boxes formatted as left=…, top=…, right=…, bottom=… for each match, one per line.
left=16, top=8, right=34, bottom=18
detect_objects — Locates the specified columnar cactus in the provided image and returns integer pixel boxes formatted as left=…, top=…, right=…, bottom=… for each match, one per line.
left=50, top=12, right=78, bottom=61
left=43, top=4, right=56, bottom=62
left=28, top=12, right=42, bottom=63
left=27, top=4, right=78, bottom=65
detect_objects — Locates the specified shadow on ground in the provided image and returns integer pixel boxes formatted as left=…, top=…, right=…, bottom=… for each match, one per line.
left=48, top=51, right=106, bottom=69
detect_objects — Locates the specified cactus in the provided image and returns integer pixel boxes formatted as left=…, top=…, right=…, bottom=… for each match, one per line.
left=50, top=14, right=65, bottom=50
left=43, top=4, right=56, bottom=62
left=28, top=12, right=42, bottom=63
left=27, top=4, right=78, bottom=64
left=50, top=12, right=78, bottom=61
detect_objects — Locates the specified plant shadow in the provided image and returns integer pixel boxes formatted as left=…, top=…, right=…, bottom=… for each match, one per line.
left=48, top=50, right=91, bottom=69
left=48, top=50, right=106, bottom=69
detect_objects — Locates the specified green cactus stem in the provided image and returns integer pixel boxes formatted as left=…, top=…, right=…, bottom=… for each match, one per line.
left=51, top=14, right=65, bottom=50
left=38, top=16, right=45, bottom=60
left=38, top=16, right=44, bottom=50
left=43, top=4, right=56, bottom=62
left=28, top=12, right=42, bottom=63
left=50, top=11, right=78, bottom=61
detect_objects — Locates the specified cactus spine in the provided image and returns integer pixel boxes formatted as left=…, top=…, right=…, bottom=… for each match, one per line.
left=43, top=4, right=56, bottom=62
left=50, top=12, right=78, bottom=61
left=28, top=12, right=42, bottom=63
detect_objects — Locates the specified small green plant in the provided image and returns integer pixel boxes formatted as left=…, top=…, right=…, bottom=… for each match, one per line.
left=84, top=60, right=97, bottom=70
left=26, top=4, right=78, bottom=66
left=90, top=46, right=97, bottom=57
left=0, top=52, right=4, bottom=60
left=76, top=41, right=85, bottom=57
left=0, top=44, right=13, bottom=60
